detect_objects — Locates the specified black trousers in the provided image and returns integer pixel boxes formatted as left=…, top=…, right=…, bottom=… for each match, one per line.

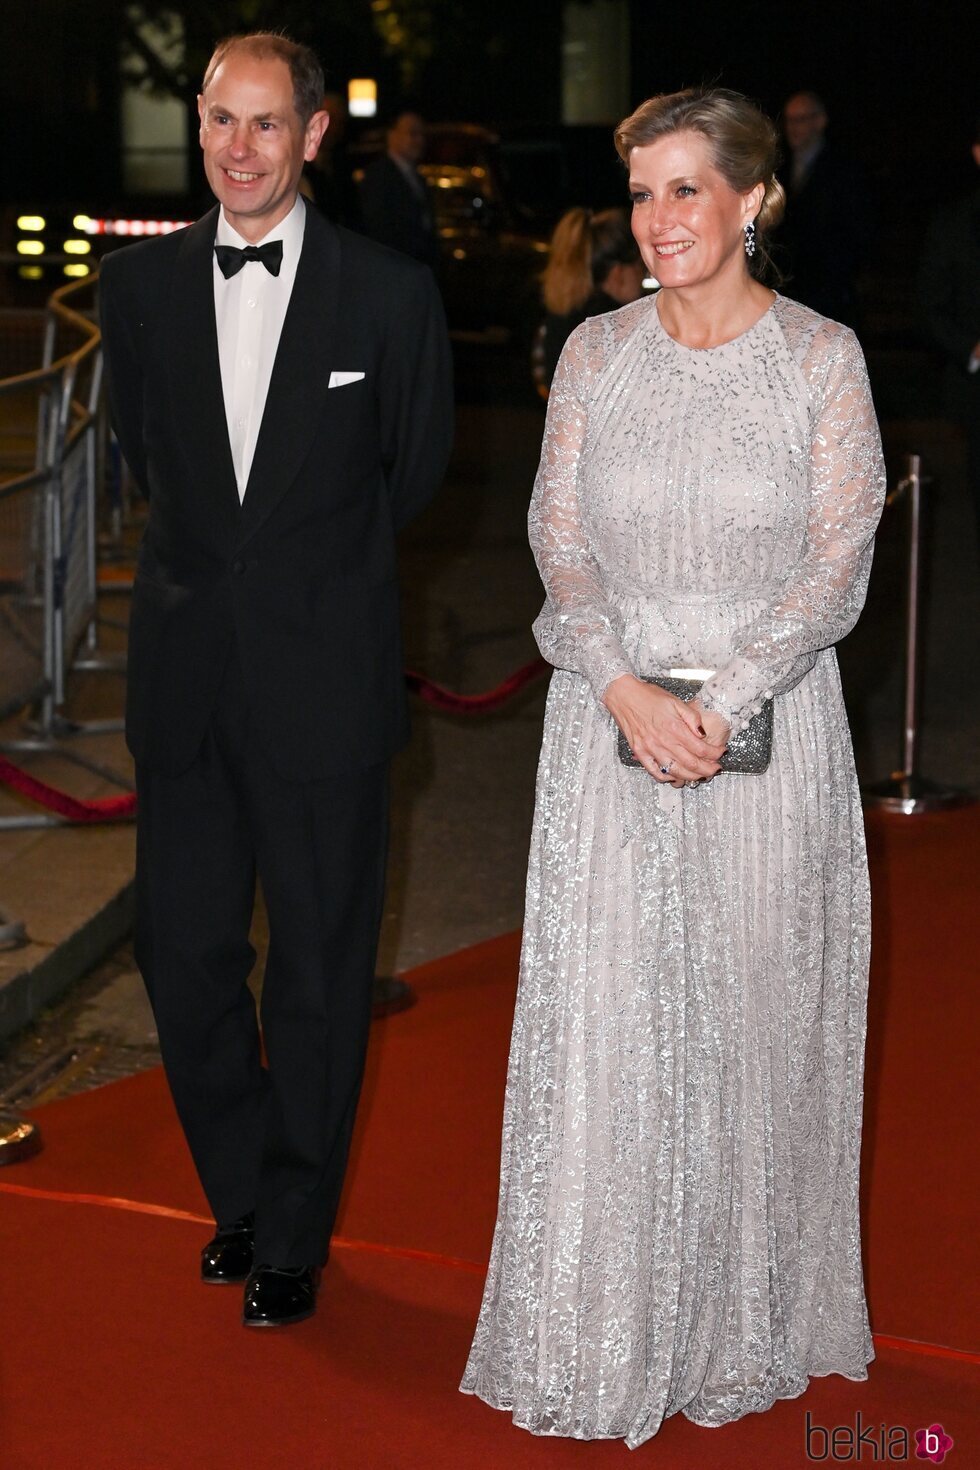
left=134, top=651, right=389, bottom=1266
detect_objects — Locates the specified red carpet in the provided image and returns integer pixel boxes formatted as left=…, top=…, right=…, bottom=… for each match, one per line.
left=1, top=809, right=977, bottom=1468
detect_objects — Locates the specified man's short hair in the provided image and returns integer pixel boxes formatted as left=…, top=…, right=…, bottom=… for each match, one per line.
left=202, top=32, right=325, bottom=126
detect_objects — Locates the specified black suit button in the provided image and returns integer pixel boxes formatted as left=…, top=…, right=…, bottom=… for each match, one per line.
left=232, top=559, right=246, bottom=576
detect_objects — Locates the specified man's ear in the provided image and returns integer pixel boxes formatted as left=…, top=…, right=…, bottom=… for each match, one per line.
left=304, top=109, right=330, bottom=163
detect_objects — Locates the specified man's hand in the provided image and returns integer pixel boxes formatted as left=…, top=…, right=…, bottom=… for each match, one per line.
left=604, top=675, right=727, bottom=787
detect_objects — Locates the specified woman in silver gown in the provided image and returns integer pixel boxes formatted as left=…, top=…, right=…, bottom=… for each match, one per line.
left=461, top=88, right=886, bottom=1447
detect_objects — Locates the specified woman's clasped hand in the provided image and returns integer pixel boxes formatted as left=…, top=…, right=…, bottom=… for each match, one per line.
left=603, top=673, right=729, bottom=786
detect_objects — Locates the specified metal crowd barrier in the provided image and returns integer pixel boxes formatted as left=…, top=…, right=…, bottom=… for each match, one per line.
left=0, top=274, right=121, bottom=832
left=863, top=453, right=975, bottom=814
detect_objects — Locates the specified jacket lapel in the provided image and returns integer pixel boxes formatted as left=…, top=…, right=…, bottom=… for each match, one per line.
left=165, top=208, right=240, bottom=523
left=235, top=203, right=341, bottom=549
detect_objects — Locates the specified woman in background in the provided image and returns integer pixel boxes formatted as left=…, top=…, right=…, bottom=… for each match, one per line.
left=539, top=207, right=647, bottom=388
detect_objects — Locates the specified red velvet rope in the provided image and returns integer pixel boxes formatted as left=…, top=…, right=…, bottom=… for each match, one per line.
left=404, top=656, right=548, bottom=713
left=0, top=659, right=551, bottom=823
left=0, top=755, right=137, bottom=822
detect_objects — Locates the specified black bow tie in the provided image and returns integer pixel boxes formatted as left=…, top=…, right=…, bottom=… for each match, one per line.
left=214, top=240, right=284, bottom=279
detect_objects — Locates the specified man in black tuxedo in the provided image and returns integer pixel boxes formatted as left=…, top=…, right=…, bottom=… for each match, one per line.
left=358, top=110, right=439, bottom=270
left=99, top=33, right=453, bottom=1328
left=918, top=125, right=980, bottom=551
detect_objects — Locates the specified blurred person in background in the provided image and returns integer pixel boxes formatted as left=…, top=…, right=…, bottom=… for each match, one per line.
left=539, top=206, right=647, bottom=388
left=777, top=90, right=871, bottom=329
left=359, top=107, right=438, bottom=269
left=301, top=87, right=359, bottom=228
left=462, top=86, right=885, bottom=1446
left=917, top=119, right=980, bottom=550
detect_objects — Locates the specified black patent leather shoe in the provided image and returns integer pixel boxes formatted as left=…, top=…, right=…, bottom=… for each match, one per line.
left=201, top=1212, right=255, bottom=1285
left=242, top=1264, right=321, bottom=1327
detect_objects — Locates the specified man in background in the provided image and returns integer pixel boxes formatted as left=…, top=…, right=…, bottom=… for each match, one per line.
left=359, top=108, right=438, bottom=269
left=778, top=90, right=872, bottom=329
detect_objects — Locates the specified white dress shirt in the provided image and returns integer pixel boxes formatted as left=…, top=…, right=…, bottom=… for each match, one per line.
left=213, top=196, right=306, bottom=500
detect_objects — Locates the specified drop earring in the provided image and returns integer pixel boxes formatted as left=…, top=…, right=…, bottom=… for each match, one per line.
left=743, top=220, right=757, bottom=258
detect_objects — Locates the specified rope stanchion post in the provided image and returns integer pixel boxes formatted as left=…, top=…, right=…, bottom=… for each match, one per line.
left=863, top=453, right=975, bottom=814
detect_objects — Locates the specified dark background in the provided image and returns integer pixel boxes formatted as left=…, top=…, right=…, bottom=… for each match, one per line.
left=1, top=0, right=975, bottom=211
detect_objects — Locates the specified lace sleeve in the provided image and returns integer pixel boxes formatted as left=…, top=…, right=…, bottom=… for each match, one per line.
left=698, top=325, right=886, bottom=732
left=529, top=327, right=633, bottom=702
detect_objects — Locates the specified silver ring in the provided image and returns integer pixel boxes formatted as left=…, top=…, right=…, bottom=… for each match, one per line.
left=659, top=761, right=672, bottom=775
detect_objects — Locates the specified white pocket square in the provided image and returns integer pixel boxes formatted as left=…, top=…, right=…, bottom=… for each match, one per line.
left=328, top=371, right=365, bottom=388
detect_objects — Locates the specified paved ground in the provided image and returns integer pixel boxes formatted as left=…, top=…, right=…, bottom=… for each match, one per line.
left=0, top=332, right=977, bottom=1111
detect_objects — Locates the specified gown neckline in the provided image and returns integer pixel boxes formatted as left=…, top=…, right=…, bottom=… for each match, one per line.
left=652, top=291, right=778, bottom=353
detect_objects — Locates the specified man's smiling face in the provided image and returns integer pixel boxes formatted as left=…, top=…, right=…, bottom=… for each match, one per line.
left=198, top=51, right=327, bottom=242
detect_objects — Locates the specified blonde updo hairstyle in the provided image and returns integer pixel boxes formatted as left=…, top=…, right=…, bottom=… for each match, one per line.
left=614, top=87, right=785, bottom=282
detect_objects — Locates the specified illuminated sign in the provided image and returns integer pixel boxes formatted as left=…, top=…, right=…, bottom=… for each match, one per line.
left=348, top=78, right=377, bottom=118
left=80, top=218, right=193, bottom=236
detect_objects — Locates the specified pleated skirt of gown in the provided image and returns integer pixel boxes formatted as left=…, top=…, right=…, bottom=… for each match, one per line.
left=460, top=649, right=875, bottom=1447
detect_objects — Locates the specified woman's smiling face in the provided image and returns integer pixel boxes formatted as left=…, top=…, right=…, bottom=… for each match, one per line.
left=628, top=129, right=762, bottom=289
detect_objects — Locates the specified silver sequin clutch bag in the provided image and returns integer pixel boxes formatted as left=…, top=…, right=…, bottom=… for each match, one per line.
left=617, top=668, right=774, bottom=775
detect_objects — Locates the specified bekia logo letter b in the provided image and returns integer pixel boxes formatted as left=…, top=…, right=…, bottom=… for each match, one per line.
left=915, top=1423, right=954, bottom=1464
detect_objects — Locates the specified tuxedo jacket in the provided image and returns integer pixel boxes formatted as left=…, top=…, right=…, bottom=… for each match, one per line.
left=99, top=201, right=453, bottom=780
left=358, top=155, right=438, bottom=270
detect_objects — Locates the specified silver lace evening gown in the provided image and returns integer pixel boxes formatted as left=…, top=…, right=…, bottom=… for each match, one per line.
left=460, top=294, right=886, bottom=1447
